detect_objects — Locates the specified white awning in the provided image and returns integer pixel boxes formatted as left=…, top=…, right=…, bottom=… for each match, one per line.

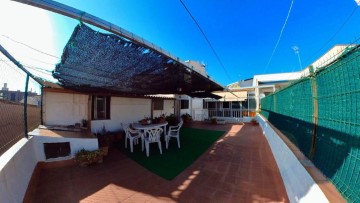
left=145, top=94, right=176, bottom=99
left=212, top=91, right=247, bottom=101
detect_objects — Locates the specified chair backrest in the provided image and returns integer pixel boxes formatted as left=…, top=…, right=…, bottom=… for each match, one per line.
left=170, top=120, right=183, bottom=132
left=122, top=123, right=140, bottom=138
left=145, top=128, right=163, bottom=142
left=121, top=123, right=130, bottom=131
left=177, top=120, right=184, bottom=129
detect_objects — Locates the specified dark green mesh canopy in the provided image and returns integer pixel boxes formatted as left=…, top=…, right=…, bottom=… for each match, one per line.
left=53, top=24, right=223, bottom=96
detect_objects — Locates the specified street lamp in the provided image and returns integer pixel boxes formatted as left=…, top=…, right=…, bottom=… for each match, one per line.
left=292, top=46, right=303, bottom=71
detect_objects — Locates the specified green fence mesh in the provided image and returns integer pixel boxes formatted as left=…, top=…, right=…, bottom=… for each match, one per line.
left=0, top=50, right=42, bottom=156
left=262, top=78, right=314, bottom=157
left=261, top=45, right=360, bottom=202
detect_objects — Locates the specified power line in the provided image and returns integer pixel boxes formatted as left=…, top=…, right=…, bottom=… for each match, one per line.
left=263, top=0, right=295, bottom=73
left=179, top=0, right=233, bottom=82
left=28, top=57, right=57, bottom=66
left=23, top=64, right=53, bottom=73
left=304, top=6, right=359, bottom=66
left=0, top=34, right=60, bottom=59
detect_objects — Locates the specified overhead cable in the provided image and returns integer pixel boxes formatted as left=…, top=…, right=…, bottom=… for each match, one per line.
left=263, top=0, right=295, bottom=73
left=0, top=34, right=60, bottom=59
left=304, top=6, right=359, bottom=66
left=179, top=0, right=233, bottom=82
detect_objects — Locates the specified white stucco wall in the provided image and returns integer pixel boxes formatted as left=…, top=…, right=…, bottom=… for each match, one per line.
left=0, top=134, right=98, bottom=203
left=153, top=100, right=174, bottom=117
left=191, top=98, right=203, bottom=109
left=257, top=115, right=328, bottom=203
left=43, top=92, right=88, bottom=126
left=177, top=95, right=192, bottom=117
left=191, top=98, right=207, bottom=121
left=43, top=92, right=172, bottom=133
left=91, top=97, right=151, bottom=133
left=253, top=72, right=302, bottom=86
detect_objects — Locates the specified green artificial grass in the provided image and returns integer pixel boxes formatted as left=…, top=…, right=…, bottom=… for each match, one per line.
left=119, top=127, right=225, bottom=180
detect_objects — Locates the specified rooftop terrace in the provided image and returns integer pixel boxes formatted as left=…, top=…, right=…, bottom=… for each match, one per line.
left=25, top=123, right=289, bottom=202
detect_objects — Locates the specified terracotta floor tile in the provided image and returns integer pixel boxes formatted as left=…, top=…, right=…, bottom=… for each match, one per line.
left=24, top=122, right=290, bottom=203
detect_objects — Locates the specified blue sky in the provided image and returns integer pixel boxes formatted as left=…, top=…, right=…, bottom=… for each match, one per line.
left=1, top=0, right=360, bottom=88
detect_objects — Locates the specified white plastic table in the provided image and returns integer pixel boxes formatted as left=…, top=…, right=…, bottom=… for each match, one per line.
left=132, top=122, right=168, bottom=136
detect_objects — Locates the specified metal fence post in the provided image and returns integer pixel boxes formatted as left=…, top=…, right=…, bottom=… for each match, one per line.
left=274, top=94, right=277, bottom=113
left=24, top=74, right=29, bottom=138
left=309, top=77, right=318, bottom=160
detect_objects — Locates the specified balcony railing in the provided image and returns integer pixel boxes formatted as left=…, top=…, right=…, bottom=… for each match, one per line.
left=207, top=109, right=256, bottom=118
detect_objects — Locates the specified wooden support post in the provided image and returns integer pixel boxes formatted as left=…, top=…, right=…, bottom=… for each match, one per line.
left=150, top=99, right=154, bottom=119
left=310, top=78, right=318, bottom=160
left=88, top=95, right=91, bottom=130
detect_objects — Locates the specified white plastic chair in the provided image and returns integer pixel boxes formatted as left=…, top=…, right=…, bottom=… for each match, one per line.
left=142, top=127, right=163, bottom=157
left=122, top=123, right=142, bottom=153
left=165, top=120, right=183, bottom=149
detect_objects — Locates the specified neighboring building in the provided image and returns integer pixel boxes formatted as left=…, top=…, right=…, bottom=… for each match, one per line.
left=251, top=72, right=302, bottom=110
left=194, top=73, right=302, bottom=122
left=184, top=60, right=208, bottom=77
left=224, top=72, right=304, bottom=114
left=0, top=83, right=38, bottom=103
left=20, top=95, right=41, bottom=107
left=224, top=44, right=356, bottom=113
left=300, top=44, right=355, bottom=77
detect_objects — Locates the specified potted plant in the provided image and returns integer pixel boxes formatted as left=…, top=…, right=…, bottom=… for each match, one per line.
left=96, top=124, right=111, bottom=155
left=204, top=117, right=212, bottom=123
left=81, top=119, right=88, bottom=128
left=250, top=118, right=258, bottom=125
left=75, top=148, right=105, bottom=167
left=181, top=113, right=192, bottom=123
left=139, top=116, right=151, bottom=125
left=158, top=113, right=166, bottom=123
left=165, top=113, right=177, bottom=126
left=97, top=135, right=110, bottom=156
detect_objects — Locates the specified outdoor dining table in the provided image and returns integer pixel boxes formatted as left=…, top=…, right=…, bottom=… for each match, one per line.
left=132, top=122, right=168, bottom=136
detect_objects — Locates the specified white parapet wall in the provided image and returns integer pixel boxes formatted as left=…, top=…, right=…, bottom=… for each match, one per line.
left=256, top=114, right=328, bottom=203
left=30, top=133, right=98, bottom=161
left=0, top=135, right=98, bottom=203
left=0, top=138, right=38, bottom=203
left=212, top=116, right=244, bottom=124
